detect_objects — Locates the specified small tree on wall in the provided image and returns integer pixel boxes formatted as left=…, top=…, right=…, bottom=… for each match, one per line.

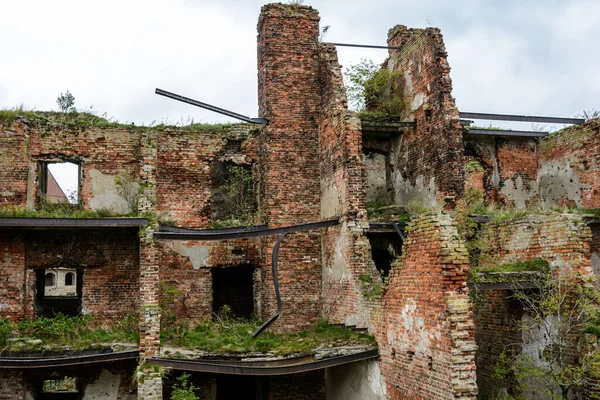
left=344, top=58, right=406, bottom=116
left=495, top=271, right=600, bottom=400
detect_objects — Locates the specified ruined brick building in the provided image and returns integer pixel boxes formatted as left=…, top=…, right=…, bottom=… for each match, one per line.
left=1, top=3, right=599, bottom=399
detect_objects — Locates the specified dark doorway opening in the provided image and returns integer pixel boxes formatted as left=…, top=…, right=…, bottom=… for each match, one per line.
left=212, top=265, right=254, bottom=319
left=216, top=375, right=256, bottom=400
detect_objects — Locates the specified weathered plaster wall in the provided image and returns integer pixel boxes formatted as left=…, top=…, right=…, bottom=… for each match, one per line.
left=539, top=119, right=600, bottom=208
left=257, top=3, right=324, bottom=332
left=325, top=360, right=386, bottom=400
left=386, top=26, right=464, bottom=206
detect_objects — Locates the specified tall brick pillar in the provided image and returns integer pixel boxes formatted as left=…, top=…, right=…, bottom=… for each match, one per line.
left=257, top=4, right=323, bottom=332
left=137, top=129, right=162, bottom=399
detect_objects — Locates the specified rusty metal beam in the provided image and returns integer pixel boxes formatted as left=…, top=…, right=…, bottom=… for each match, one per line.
left=0, top=217, right=148, bottom=228
left=468, top=282, right=538, bottom=291
left=467, top=129, right=548, bottom=138
left=148, top=349, right=379, bottom=376
left=252, top=232, right=289, bottom=337
left=459, top=112, right=584, bottom=125
left=155, top=88, right=267, bottom=124
left=155, top=219, right=339, bottom=241
left=0, top=350, right=139, bottom=369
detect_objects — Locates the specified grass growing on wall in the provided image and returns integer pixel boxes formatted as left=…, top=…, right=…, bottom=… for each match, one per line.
left=0, top=314, right=139, bottom=353
left=0, top=203, right=132, bottom=219
left=161, top=318, right=375, bottom=355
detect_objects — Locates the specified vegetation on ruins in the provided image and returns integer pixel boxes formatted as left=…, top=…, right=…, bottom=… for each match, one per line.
left=170, top=373, right=200, bottom=400
left=492, top=271, right=600, bottom=400
left=0, top=203, right=121, bottom=219
left=56, top=91, right=77, bottom=115
left=211, top=164, right=257, bottom=228
left=160, top=316, right=374, bottom=356
left=0, top=313, right=139, bottom=353
left=344, top=58, right=406, bottom=116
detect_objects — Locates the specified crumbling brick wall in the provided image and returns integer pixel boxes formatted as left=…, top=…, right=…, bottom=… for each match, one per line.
left=539, top=119, right=600, bottom=208
left=0, top=119, right=29, bottom=207
left=386, top=27, right=464, bottom=206
left=373, top=213, right=477, bottom=400
left=481, top=214, right=592, bottom=274
left=464, top=136, right=539, bottom=208
left=0, top=232, right=26, bottom=320
left=318, top=40, right=374, bottom=328
left=474, top=214, right=594, bottom=396
left=257, top=3, right=324, bottom=332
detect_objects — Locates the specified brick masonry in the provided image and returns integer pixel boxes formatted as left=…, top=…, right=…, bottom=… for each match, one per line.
left=257, top=3, right=324, bottom=332
left=386, top=26, right=464, bottom=206
left=474, top=214, right=595, bottom=396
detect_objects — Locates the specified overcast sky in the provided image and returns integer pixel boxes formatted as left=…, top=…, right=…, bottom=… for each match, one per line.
left=1, top=0, right=598, bottom=129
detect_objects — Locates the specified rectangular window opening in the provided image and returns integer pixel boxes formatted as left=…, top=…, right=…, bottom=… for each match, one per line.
left=210, top=161, right=256, bottom=224
left=39, top=161, right=80, bottom=205
left=42, top=377, right=78, bottom=393
left=35, top=268, right=82, bottom=317
left=212, top=265, right=255, bottom=320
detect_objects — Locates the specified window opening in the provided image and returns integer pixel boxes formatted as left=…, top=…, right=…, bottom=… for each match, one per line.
left=36, top=268, right=82, bottom=317
left=45, top=272, right=56, bottom=287
left=212, top=265, right=255, bottom=319
left=367, top=232, right=402, bottom=280
left=363, top=151, right=392, bottom=206
left=65, top=272, right=74, bottom=286
left=40, top=162, right=80, bottom=204
left=42, top=377, right=78, bottom=393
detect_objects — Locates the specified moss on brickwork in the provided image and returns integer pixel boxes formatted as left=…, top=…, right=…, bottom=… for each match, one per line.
left=161, top=319, right=375, bottom=356
left=366, top=202, right=412, bottom=222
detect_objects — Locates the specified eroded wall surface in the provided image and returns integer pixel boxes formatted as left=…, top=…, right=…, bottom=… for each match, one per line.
left=373, top=213, right=477, bottom=400
left=539, top=119, right=600, bottom=208
left=464, top=136, right=539, bottom=208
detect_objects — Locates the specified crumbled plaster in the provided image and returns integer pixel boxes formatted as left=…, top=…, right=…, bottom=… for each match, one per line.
left=537, top=160, right=585, bottom=207
left=88, top=169, right=139, bottom=214
left=500, top=176, right=537, bottom=209
left=84, top=369, right=121, bottom=399
left=321, top=171, right=346, bottom=219
left=387, top=301, right=431, bottom=355
left=325, top=360, right=386, bottom=400
left=170, top=242, right=210, bottom=270
left=592, top=252, right=600, bottom=290
left=393, top=173, right=436, bottom=207
left=26, top=162, right=35, bottom=210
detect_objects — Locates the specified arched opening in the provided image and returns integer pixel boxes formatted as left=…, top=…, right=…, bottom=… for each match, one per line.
left=65, top=272, right=74, bottom=286
left=44, top=272, right=55, bottom=287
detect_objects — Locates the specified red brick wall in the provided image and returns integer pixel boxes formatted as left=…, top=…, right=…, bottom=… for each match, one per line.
left=158, top=238, right=261, bottom=321
left=539, top=119, right=600, bottom=208
left=464, top=136, right=539, bottom=208
left=0, top=120, right=29, bottom=206
left=373, top=213, right=477, bottom=399
left=387, top=27, right=464, bottom=205
left=481, top=214, right=592, bottom=274
left=257, top=4, right=323, bottom=332
left=0, top=232, right=26, bottom=320
left=21, top=229, right=140, bottom=320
